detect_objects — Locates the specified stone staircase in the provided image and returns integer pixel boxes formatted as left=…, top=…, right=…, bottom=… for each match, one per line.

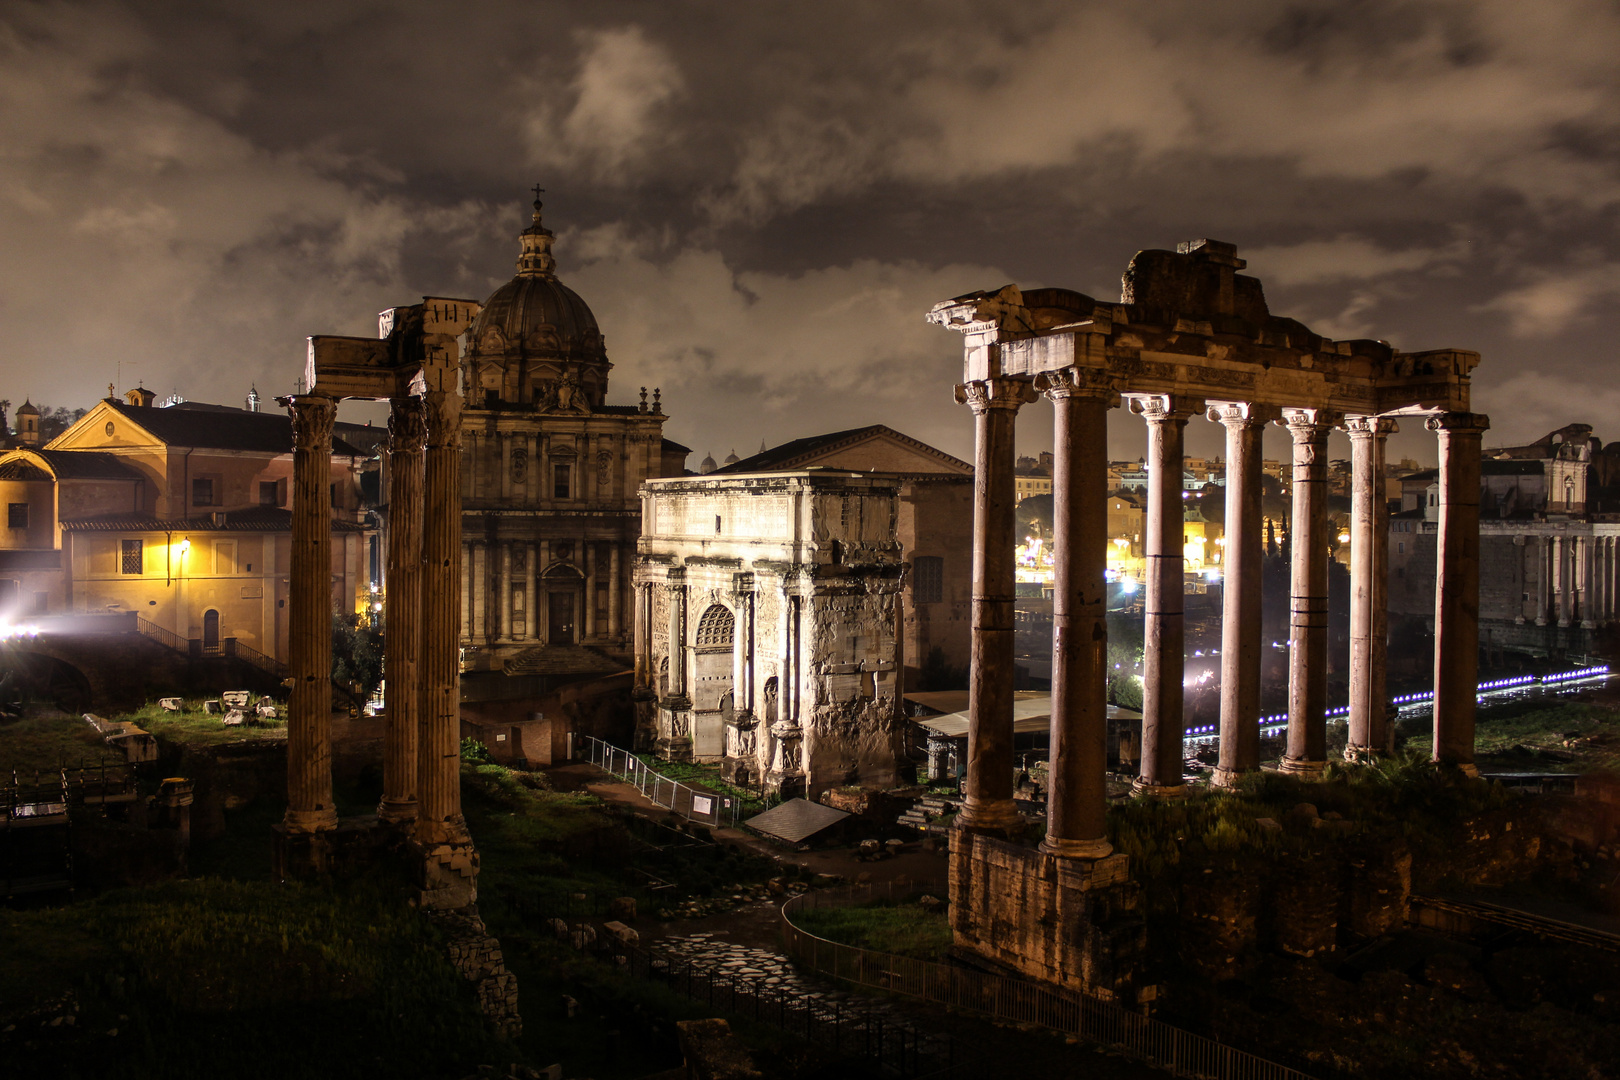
left=897, top=793, right=959, bottom=833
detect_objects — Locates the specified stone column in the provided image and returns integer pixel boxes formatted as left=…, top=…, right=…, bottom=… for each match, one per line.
left=1345, top=416, right=1396, bottom=759
left=1130, top=394, right=1200, bottom=796
left=379, top=395, right=426, bottom=825
left=1037, top=369, right=1115, bottom=858
left=732, top=574, right=755, bottom=718
left=1280, top=408, right=1339, bottom=777
left=460, top=542, right=471, bottom=641
left=284, top=395, right=339, bottom=834
left=499, top=543, right=513, bottom=640
left=1580, top=536, right=1597, bottom=628
left=584, top=541, right=597, bottom=639
left=953, top=376, right=1038, bottom=832
left=1210, top=402, right=1271, bottom=787
left=1429, top=412, right=1489, bottom=775
left=416, top=388, right=477, bottom=903
left=609, top=545, right=623, bottom=639
left=1534, top=536, right=1550, bottom=626
left=1556, top=536, right=1571, bottom=627
left=524, top=544, right=538, bottom=640
left=666, top=569, right=689, bottom=700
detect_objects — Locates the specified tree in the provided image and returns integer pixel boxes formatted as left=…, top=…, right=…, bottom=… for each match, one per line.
left=38, top=406, right=88, bottom=442
left=332, top=612, right=383, bottom=698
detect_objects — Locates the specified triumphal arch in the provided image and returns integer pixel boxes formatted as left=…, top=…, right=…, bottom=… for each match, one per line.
left=928, top=239, right=1487, bottom=995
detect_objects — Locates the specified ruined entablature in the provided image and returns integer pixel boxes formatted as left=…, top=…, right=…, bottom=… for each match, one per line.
left=927, top=239, right=1478, bottom=417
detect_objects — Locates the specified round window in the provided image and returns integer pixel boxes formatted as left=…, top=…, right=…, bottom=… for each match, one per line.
left=105, top=422, right=115, bottom=436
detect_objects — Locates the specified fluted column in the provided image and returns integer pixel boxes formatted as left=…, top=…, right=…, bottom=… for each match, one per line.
left=1346, top=416, right=1397, bottom=759
left=379, top=395, right=426, bottom=825
left=1430, top=412, right=1488, bottom=775
left=1210, top=402, right=1272, bottom=787
left=954, top=376, right=1038, bottom=833
left=609, top=545, right=623, bottom=639
left=1556, top=536, right=1571, bottom=626
left=1037, top=369, right=1114, bottom=858
left=417, top=388, right=472, bottom=847
left=1280, top=408, right=1339, bottom=777
left=284, top=395, right=338, bottom=833
left=732, top=574, right=755, bottom=718
left=666, top=569, right=689, bottom=701
left=1580, top=536, right=1596, bottom=628
left=1130, top=394, right=1201, bottom=796
left=1534, top=536, right=1550, bottom=626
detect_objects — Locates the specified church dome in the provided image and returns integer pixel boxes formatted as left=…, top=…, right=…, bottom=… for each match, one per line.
left=466, top=193, right=605, bottom=362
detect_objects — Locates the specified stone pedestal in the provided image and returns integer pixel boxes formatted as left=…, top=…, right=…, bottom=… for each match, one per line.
left=284, top=395, right=339, bottom=833
left=1280, top=409, right=1338, bottom=778
left=1130, top=395, right=1199, bottom=796
left=379, top=395, right=426, bottom=825
left=1430, top=412, right=1488, bottom=776
left=1346, top=416, right=1396, bottom=759
left=1210, top=403, right=1270, bottom=788
left=955, top=377, right=1037, bottom=833
left=1039, top=370, right=1114, bottom=857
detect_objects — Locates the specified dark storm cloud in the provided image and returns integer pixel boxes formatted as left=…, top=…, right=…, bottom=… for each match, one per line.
left=2, top=0, right=1618, bottom=464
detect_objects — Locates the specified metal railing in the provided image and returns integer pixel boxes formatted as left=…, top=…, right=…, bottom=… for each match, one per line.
left=225, top=638, right=289, bottom=679
left=781, top=880, right=1318, bottom=1080
left=582, top=736, right=764, bottom=827
left=134, top=617, right=189, bottom=655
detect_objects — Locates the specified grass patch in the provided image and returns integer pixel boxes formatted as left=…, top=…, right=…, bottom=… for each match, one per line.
left=121, top=699, right=287, bottom=748
left=0, top=877, right=507, bottom=1080
left=1402, top=700, right=1620, bottom=774
left=793, top=899, right=954, bottom=960
left=0, top=706, right=125, bottom=776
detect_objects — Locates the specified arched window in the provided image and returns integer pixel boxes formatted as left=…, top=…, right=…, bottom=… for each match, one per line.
left=695, top=604, right=735, bottom=648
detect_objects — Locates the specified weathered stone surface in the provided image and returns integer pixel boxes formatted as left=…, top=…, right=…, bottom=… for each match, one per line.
left=675, top=1018, right=762, bottom=1080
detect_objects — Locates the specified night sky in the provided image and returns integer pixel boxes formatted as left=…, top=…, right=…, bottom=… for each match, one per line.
left=4, top=1, right=1617, bottom=467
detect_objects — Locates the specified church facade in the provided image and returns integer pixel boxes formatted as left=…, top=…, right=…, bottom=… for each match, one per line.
left=381, top=196, right=687, bottom=686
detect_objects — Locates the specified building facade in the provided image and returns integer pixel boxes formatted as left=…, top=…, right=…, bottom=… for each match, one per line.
left=0, top=390, right=369, bottom=661
left=634, top=471, right=907, bottom=798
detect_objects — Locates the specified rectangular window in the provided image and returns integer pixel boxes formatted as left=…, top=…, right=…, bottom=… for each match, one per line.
left=6, top=503, right=26, bottom=529
left=914, top=555, right=944, bottom=604
left=32, top=592, right=47, bottom=615
left=120, top=539, right=144, bottom=575
left=259, top=481, right=280, bottom=506
left=553, top=462, right=571, bottom=500
left=192, top=478, right=215, bottom=507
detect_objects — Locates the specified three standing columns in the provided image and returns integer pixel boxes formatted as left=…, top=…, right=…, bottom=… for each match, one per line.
left=379, top=396, right=427, bottom=824
left=1345, top=417, right=1396, bottom=759
left=954, top=376, right=1037, bottom=834
left=1211, top=403, right=1271, bottom=788
left=1037, top=370, right=1115, bottom=859
left=1131, top=395, right=1200, bottom=796
left=284, top=395, right=339, bottom=834
left=1430, top=412, right=1489, bottom=776
left=1281, top=409, right=1339, bottom=777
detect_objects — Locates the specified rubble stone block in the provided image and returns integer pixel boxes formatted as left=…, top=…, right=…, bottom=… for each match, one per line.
left=221, top=691, right=251, bottom=708
left=157, top=698, right=183, bottom=712
left=223, top=709, right=246, bottom=727
left=202, top=699, right=223, bottom=715
left=603, top=921, right=639, bottom=945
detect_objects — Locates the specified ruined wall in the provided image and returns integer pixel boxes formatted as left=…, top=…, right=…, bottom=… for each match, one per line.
left=949, top=830, right=1143, bottom=1001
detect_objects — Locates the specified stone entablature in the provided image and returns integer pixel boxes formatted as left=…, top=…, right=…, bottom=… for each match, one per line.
left=634, top=472, right=906, bottom=797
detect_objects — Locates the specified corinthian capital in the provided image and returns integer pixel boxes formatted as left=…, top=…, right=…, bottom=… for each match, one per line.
left=1125, top=393, right=1202, bottom=424
left=953, top=377, right=1038, bottom=414
left=1282, top=407, right=1342, bottom=441
left=1343, top=415, right=1399, bottom=440
left=1425, top=411, right=1491, bottom=436
left=1206, top=401, right=1279, bottom=429
left=1034, top=366, right=1119, bottom=404
left=422, top=389, right=462, bottom=450
left=286, top=395, right=337, bottom=451
left=388, top=395, right=429, bottom=454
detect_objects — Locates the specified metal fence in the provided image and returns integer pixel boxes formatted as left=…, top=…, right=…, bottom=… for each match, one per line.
left=781, top=881, right=1318, bottom=1080
left=581, top=736, right=758, bottom=827
left=225, top=638, right=289, bottom=679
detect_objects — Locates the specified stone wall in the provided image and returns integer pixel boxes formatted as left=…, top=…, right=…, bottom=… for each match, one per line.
left=430, top=907, right=521, bottom=1041
left=948, top=830, right=1143, bottom=1001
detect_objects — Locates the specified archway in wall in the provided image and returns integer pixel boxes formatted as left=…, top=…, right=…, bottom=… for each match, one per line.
left=203, top=609, right=221, bottom=652
left=692, top=603, right=734, bottom=760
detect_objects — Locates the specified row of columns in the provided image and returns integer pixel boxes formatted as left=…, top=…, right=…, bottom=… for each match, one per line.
left=954, top=370, right=1489, bottom=857
left=459, top=539, right=624, bottom=643
left=284, top=390, right=471, bottom=853
left=1532, top=533, right=1620, bottom=627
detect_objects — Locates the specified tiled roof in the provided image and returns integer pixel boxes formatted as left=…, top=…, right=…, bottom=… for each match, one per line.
left=712, top=425, right=968, bottom=475
left=102, top=402, right=364, bottom=457
left=0, top=450, right=144, bottom=481
left=60, top=508, right=368, bottom=533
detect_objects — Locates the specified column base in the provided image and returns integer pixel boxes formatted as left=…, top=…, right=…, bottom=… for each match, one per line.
left=1341, top=745, right=1382, bottom=763
left=283, top=806, right=339, bottom=833
left=1209, top=768, right=1249, bottom=790
left=1130, top=779, right=1188, bottom=798
left=1438, top=760, right=1480, bottom=779
left=1040, top=836, right=1115, bottom=860
left=271, top=823, right=330, bottom=881
left=955, top=797, right=1025, bottom=836
left=376, top=798, right=418, bottom=826
left=410, top=837, right=480, bottom=910
left=1279, top=757, right=1327, bottom=778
